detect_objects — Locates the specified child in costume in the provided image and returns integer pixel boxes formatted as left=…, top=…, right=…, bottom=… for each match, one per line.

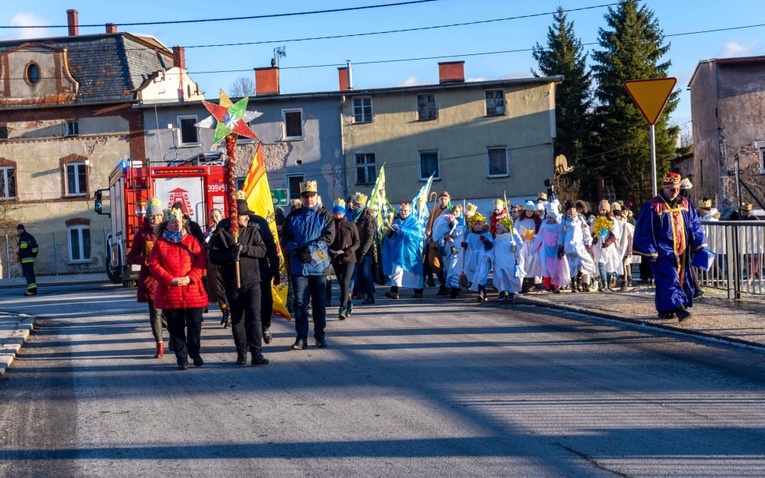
left=465, top=212, right=494, bottom=302
left=532, top=200, right=570, bottom=293
left=592, top=200, right=623, bottom=291
left=516, top=200, right=542, bottom=293
left=559, top=200, right=596, bottom=292
left=493, top=214, right=525, bottom=302
left=489, top=199, right=508, bottom=237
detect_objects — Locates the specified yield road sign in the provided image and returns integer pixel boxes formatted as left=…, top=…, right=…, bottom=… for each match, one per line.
left=624, top=78, right=677, bottom=125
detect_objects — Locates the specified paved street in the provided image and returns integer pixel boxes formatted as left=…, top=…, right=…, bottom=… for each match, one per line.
left=1, top=282, right=765, bottom=477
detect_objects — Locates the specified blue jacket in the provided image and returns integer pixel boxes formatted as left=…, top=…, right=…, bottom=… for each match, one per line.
left=281, top=205, right=335, bottom=276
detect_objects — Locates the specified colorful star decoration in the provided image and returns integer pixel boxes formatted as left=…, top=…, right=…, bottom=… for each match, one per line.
left=199, top=90, right=261, bottom=144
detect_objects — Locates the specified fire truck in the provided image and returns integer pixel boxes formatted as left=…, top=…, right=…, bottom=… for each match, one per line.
left=95, top=154, right=229, bottom=287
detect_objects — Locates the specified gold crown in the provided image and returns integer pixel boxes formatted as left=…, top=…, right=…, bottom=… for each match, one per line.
left=235, top=190, right=246, bottom=200
left=300, top=180, right=318, bottom=194
left=466, top=203, right=478, bottom=216
left=165, top=207, right=185, bottom=221
left=498, top=215, right=513, bottom=231
left=612, top=202, right=622, bottom=211
left=493, top=199, right=504, bottom=209
left=538, top=192, right=548, bottom=200
left=354, top=192, right=368, bottom=205
left=743, top=203, right=753, bottom=211
left=698, top=199, right=713, bottom=209
left=333, top=198, right=346, bottom=207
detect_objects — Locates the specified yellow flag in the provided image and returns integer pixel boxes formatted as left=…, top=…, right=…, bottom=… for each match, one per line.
left=242, top=143, right=291, bottom=320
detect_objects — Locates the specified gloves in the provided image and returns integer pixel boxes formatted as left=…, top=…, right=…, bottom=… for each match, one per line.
left=231, top=243, right=242, bottom=261
left=297, top=247, right=312, bottom=263
left=390, top=224, right=401, bottom=233
left=479, top=236, right=487, bottom=242
left=557, top=246, right=565, bottom=259
left=461, top=241, right=468, bottom=249
left=483, top=240, right=493, bottom=251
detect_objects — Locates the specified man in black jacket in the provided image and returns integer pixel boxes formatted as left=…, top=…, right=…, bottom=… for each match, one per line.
left=209, top=199, right=269, bottom=366
left=17, top=224, right=39, bottom=296
left=349, top=193, right=376, bottom=304
left=248, top=213, right=280, bottom=344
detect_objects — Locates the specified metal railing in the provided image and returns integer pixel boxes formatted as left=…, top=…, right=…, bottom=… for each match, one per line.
left=697, top=221, right=765, bottom=299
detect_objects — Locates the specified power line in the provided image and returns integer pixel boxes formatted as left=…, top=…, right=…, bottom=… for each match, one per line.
left=0, top=0, right=437, bottom=29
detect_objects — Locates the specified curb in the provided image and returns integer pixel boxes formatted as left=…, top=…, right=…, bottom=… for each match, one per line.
left=514, top=296, right=765, bottom=351
left=0, top=278, right=110, bottom=290
left=0, top=314, right=35, bottom=375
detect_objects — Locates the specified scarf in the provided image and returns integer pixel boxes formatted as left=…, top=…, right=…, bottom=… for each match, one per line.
left=351, top=205, right=364, bottom=224
left=163, top=230, right=183, bottom=243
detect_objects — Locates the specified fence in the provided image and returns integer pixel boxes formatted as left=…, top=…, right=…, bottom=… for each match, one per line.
left=0, top=228, right=108, bottom=280
left=697, top=221, right=765, bottom=299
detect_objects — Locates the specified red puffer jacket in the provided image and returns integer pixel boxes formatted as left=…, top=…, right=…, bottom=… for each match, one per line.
left=148, top=232, right=208, bottom=310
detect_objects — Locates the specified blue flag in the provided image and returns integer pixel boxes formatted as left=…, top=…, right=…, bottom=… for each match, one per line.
left=410, top=172, right=435, bottom=228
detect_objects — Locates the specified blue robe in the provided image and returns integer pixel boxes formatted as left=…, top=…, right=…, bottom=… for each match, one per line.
left=633, top=195, right=707, bottom=313
left=382, top=214, right=425, bottom=281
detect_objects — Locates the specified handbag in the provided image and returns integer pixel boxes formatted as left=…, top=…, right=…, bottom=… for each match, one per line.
left=691, top=248, right=715, bottom=271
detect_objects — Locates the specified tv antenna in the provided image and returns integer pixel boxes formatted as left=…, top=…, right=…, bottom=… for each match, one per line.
left=272, top=46, right=286, bottom=68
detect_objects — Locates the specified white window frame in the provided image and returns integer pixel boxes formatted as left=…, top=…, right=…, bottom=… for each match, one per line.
left=66, top=120, right=79, bottom=136
left=177, top=115, right=199, bottom=146
left=0, top=166, right=16, bottom=200
left=287, top=174, right=305, bottom=202
left=67, top=225, right=91, bottom=263
left=760, top=147, right=765, bottom=174
left=418, top=150, right=440, bottom=181
left=486, top=146, right=510, bottom=178
left=355, top=153, right=376, bottom=185
left=282, top=109, right=304, bottom=140
left=486, top=89, right=505, bottom=116
left=353, top=97, right=373, bottom=123
left=65, top=162, right=87, bottom=197
left=417, top=94, right=438, bottom=121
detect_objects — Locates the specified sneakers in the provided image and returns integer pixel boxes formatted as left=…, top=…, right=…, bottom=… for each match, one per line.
left=192, top=355, right=204, bottom=367
left=315, top=338, right=328, bottom=348
left=236, top=352, right=247, bottom=365
left=263, top=328, right=272, bottom=344
left=338, top=309, right=347, bottom=320
left=675, top=307, right=692, bottom=322
left=498, top=292, right=508, bottom=302
left=24, top=289, right=37, bottom=296
left=178, top=362, right=189, bottom=371
left=252, top=354, right=270, bottom=366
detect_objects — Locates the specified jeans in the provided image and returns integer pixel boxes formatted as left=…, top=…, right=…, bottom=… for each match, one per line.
left=292, top=274, right=327, bottom=341
left=165, top=307, right=204, bottom=364
left=148, top=301, right=164, bottom=343
left=355, top=254, right=375, bottom=298
left=226, top=282, right=263, bottom=355
left=261, top=274, right=274, bottom=332
left=332, top=262, right=355, bottom=310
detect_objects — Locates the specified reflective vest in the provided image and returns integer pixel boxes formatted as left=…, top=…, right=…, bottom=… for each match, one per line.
left=18, top=231, right=39, bottom=264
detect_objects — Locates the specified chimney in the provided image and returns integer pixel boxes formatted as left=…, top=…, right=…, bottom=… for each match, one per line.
left=173, top=46, right=185, bottom=70
left=338, top=66, right=353, bottom=92
left=67, top=9, right=79, bottom=37
left=105, top=23, right=117, bottom=34
left=438, top=61, right=465, bottom=84
left=254, top=66, right=280, bottom=96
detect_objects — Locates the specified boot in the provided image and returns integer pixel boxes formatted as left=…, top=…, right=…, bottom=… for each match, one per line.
left=477, top=285, right=487, bottom=303
left=521, top=279, right=530, bottom=294
left=338, top=306, right=347, bottom=321
left=154, top=342, right=164, bottom=358
left=346, top=303, right=353, bottom=319
left=582, top=275, right=590, bottom=292
left=570, top=277, right=578, bottom=293
left=620, top=276, right=629, bottom=292
left=449, top=287, right=460, bottom=299
left=385, top=286, right=399, bottom=300
left=437, top=285, right=449, bottom=296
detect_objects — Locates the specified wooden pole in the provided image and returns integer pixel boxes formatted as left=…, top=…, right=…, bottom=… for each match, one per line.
left=225, top=134, right=241, bottom=288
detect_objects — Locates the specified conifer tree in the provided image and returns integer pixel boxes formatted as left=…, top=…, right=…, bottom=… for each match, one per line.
left=590, top=0, right=679, bottom=204
left=533, top=6, right=592, bottom=186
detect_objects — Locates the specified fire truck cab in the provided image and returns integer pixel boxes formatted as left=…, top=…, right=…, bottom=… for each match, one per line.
left=95, top=154, right=229, bottom=287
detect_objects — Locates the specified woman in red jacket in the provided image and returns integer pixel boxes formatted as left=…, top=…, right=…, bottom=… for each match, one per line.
left=127, top=197, right=165, bottom=358
left=148, top=208, right=209, bottom=370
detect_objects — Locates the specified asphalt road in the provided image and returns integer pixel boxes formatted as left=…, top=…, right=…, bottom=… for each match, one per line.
left=1, top=283, right=765, bottom=477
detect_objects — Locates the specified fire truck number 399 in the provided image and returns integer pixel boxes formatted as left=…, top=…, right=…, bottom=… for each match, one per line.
left=207, top=184, right=227, bottom=193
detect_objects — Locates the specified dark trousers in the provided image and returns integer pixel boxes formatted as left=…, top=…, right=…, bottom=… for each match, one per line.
left=355, top=254, right=375, bottom=298
left=165, top=308, right=204, bottom=364
left=226, top=282, right=263, bottom=355
left=148, top=301, right=164, bottom=343
left=292, top=274, right=327, bottom=341
left=22, top=262, right=36, bottom=291
left=261, top=274, right=274, bottom=332
left=332, top=262, right=355, bottom=309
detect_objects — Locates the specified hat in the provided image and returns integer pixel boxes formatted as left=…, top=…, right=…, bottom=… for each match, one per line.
left=291, top=198, right=303, bottom=209
left=235, top=199, right=253, bottom=216
left=235, top=190, right=246, bottom=200
left=524, top=200, right=535, bottom=211
left=166, top=207, right=185, bottom=221
left=564, top=200, right=574, bottom=210
left=493, top=199, right=504, bottom=210
left=663, top=172, right=682, bottom=187
left=536, top=202, right=545, bottom=212
left=16, top=224, right=24, bottom=231
left=538, top=192, right=548, bottom=201
left=545, top=200, right=561, bottom=218
left=599, top=200, right=611, bottom=212
left=472, top=212, right=486, bottom=224
left=698, top=198, right=713, bottom=209
left=332, top=198, right=346, bottom=215
left=439, top=191, right=451, bottom=199
left=300, top=180, right=318, bottom=196
left=146, top=197, right=163, bottom=217
left=575, top=200, right=589, bottom=213
left=611, top=202, right=622, bottom=212
left=353, top=192, right=368, bottom=206
left=465, top=203, right=478, bottom=217
left=742, top=203, right=753, bottom=212
left=498, top=215, right=513, bottom=232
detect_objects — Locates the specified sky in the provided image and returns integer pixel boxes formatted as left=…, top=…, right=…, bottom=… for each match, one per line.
left=1, top=0, right=763, bottom=140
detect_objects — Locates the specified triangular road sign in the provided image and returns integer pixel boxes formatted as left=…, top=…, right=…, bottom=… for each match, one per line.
left=624, top=78, right=677, bottom=125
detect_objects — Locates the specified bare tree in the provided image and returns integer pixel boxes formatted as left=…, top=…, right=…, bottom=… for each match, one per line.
left=230, top=76, right=255, bottom=97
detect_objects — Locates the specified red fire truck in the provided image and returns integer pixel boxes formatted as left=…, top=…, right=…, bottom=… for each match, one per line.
left=95, top=154, right=229, bottom=286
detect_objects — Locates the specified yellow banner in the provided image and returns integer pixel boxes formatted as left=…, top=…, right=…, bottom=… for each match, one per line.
left=243, top=143, right=291, bottom=320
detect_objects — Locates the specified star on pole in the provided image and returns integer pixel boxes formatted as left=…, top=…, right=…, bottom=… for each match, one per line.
left=199, top=90, right=261, bottom=144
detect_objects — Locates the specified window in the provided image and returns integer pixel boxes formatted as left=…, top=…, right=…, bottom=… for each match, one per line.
left=353, top=97, right=373, bottom=123
left=68, top=225, right=91, bottom=262
left=236, top=177, right=246, bottom=191
left=0, top=125, right=7, bottom=140
left=177, top=116, right=199, bottom=145
left=287, top=174, right=305, bottom=201
left=419, top=150, right=440, bottom=180
left=417, top=94, right=437, bottom=120
left=26, top=63, right=40, bottom=85
left=0, top=167, right=16, bottom=199
left=66, top=162, right=87, bottom=196
left=487, top=147, right=510, bottom=177
left=760, top=148, right=765, bottom=174
left=355, top=153, right=376, bottom=185
left=66, top=121, right=79, bottom=136
left=282, top=109, right=304, bottom=139
left=486, top=89, right=505, bottom=116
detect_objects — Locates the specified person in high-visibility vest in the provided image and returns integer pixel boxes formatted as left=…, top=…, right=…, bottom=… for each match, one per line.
left=16, top=224, right=39, bottom=296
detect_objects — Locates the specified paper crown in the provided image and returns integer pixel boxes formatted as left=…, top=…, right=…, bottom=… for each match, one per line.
left=353, top=192, right=368, bottom=205
left=524, top=200, right=535, bottom=211
left=333, top=198, right=346, bottom=208
left=465, top=203, right=478, bottom=216
left=300, top=180, right=318, bottom=195
left=235, top=190, right=246, bottom=200
left=291, top=198, right=302, bottom=208
left=611, top=202, right=622, bottom=212
left=165, top=207, right=185, bottom=221
left=146, top=197, right=163, bottom=216
left=498, top=215, right=514, bottom=232
left=493, top=199, right=504, bottom=209
left=472, top=212, right=486, bottom=224
left=538, top=192, right=548, bottom=201
left=698, top=198, right=713, bottom=209
left=663, top=172, right=681, bottom=186
left=742, top=203, right=753, bottom=211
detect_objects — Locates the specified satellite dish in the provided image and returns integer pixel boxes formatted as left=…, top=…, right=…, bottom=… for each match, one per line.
left=555, top=154, right=574, bottom=175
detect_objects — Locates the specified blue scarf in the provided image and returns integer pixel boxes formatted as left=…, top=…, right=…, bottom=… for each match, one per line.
left=163, top=230, right=183, bottom=243
left=351, top=205, right=365, bottom=224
